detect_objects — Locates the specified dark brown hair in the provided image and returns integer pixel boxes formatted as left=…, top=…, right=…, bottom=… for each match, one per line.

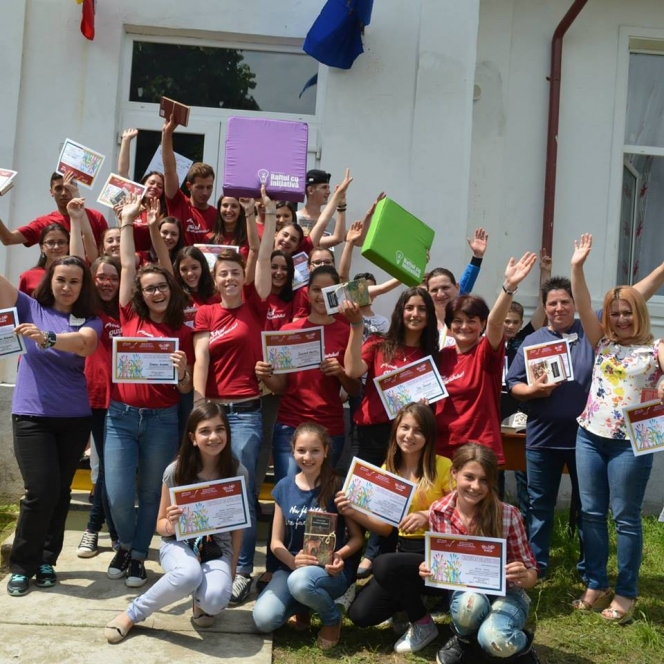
left=186, top=162, right=215, bottom=184
left=444, top=294, right=490, bottom=329
left=213, top=249, right=246, bottom=277
left=36, top=223, right=69, bottom=269
left=212, top=196, right=247, bottom=247
left=90, top=255, right=121, bottom=318
left=270, top=250, right=295, bottom=302
left=174, top=246, right=216, bottom=300
left=131, top=265, right=188, bottom=328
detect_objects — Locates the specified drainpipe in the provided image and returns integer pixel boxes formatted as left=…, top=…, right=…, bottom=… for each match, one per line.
left=542, top=0, right=588, bottom=257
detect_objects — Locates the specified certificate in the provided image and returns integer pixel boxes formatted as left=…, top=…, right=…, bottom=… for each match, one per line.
left=0, top=307, right=26, bottom=359
left=145, top=145, right=193, bottom=186
left=623, top=400, right=664, bottom=456
left=342, top=457, right=416, bottom=528
left=194, top=244, right=239, bottom=270
left=291, top=251, right=309, bottom=290
left=169, top=476, right=250, bottom=541
left=261, top=327, right=324, bottom=374
left=112, top=337, right=178, bottom=384
left=374, top=355, right=448, bottom=420
left=97, top=173, right=147, bottom=209
left=425, top=532, right=507, bottom=596
left=56, top=138, right=105, bottom=189
left=522, top=339, right=574, bottom=386
left=0, top=168, right=17, bottom=196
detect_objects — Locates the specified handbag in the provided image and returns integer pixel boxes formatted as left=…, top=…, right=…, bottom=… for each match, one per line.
left=186, top=535, right=224, bottom=563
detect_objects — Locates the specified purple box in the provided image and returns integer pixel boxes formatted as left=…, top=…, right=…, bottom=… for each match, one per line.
left=223, top=117, right=308, bottom=203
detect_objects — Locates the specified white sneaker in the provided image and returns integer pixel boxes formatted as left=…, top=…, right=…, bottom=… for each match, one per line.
left=76, top=530, right=98, bottom=558
left=334, top=583, right=356, bottom=614
left=394, top=619, right=439, bottom=653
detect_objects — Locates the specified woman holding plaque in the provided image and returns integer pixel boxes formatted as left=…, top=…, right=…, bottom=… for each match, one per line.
left=336, top=403, right=453, bottom=653
left=104, top=195, right=194, bottom=589
left=2, top=255, right=101, bottom=597
left=570, top=234, right=662, bottom=624
left=422, top=444, right=539, bottom=663
left=252, top=422, right=363, bottom=650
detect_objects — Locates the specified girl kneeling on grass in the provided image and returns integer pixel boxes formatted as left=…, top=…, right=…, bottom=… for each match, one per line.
left=335, top=402, right=453, bottom=654
left=104, top=403, right=244, bottom=643
left=252, top=423, right=363, bottom=650
left=421, top=444, right=539, bottom=664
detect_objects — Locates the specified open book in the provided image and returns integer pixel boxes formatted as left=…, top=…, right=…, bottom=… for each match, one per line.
left=159, top=96, right=191, bottom=127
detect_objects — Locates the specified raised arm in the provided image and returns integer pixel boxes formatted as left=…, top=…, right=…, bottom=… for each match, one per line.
left=530, top=250, right=552, bottom=330
left=0, top=217, right=27, bottom=246
left=486, top=252, right=537, bottom=350
left=309, top=168, right=352, bottom=248
left=119, top=194, right=142, bottom=307
left=338, top=221, right=363, bottom=282
left=254, top=186, right=276, bottom=300
left=241, top=197, right=261, bottom=286
left=193, top=332, right=210, bottom=406
left=161, top=116, right=180, bottom=200
left=117, top=128, right=138, bottom=179
left=459, top=228, right=489, bottom=294
left=570, top=234, right=603, bottom=347
left=147, top=198, right=173, bottom=274
left=0, top=273, right=19, bottom=309
left=633, top=260, right=664, bottom=301
left=368, top=278, right=401, bottom=298
left=340, top=302, right=369, bottom=378
left=66, top=198, right=94, bottom=262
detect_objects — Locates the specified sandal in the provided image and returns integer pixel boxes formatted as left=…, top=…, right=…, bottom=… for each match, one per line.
left=571, top=588, right=612, bottom=612
left=287, top=612, right=311, bottom=632
left=104, top=614, right=133, bottom=644
left=601, top=598, right=636, bottom=624
left=256, top=571, right=273, bottom=594
left=316, top=621, right=341, bottom=650
left=192, top=599, right=215, bottom=628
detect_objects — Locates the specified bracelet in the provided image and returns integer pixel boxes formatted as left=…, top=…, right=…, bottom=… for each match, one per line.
left=350, top=321, right=364, bottom=328
left=38, top=331, right=57, bottom=350
left=502, top=283, right=518, bottom=296
left=120, top=224, right=134, bottom=231
left=178, top=370, right=190, bottom=385
left=265, top=210, right=277, bottom=216
left=336, top=205, right=347, bottom=212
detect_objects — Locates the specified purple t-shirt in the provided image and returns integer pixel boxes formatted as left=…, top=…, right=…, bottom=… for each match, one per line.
left=12, top=291, right=102, bottom=418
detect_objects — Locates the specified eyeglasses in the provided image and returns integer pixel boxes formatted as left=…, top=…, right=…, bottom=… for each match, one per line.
left=43, top=240, right=68, bottom=249
left=141, top=283, right=170, bottom=295
left=95, top=275, right=119, bottom=284
left=310, top=259, right=334, bottom=267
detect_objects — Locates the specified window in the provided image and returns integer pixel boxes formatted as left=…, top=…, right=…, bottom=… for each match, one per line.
left=618, top=52, right=664, bottom=294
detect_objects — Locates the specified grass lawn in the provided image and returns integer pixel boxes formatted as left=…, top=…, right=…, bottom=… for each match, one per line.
left=0, top=504, right=18, bottom=544
left=273, top=512, right=664, bottom=663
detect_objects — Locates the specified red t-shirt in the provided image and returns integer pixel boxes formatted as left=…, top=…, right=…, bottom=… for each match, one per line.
left=292, top=287, right=310, bottom=319
left=265, top=293, right=293, bottom=331
left=132, top=210, right=152, bottom=252
left=18, top=267, right=46, bottom=296
left=194, top=287, right=267, bottom=400
left=111, top=304, right=194, bottom=408
left=355, top=337, right=427, bottom=427
left=18, top=209, right=108, bottom=247
left=299, top=236, right=314, bottom=255
left=85, top=309, right=122, bottom=409
left=434, top=336, right=505, bottom=463
left=277, top=317, right=351, bottom=436
left=184, top=291, right=220, bottom=329
left=166, top=189, right=217, bottom=246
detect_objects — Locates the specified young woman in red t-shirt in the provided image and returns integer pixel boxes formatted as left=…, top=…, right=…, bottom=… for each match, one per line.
left=104, top=195, right=194, bottom=589
left=173, top=246, right=219, bottom=328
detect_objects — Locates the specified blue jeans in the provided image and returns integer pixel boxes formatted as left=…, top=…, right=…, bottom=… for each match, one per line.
left=526, top=447, right=583, bottom=576
left=227, top=408, right=263, bottom=574
left=253, top=566, right=349, bottom=631
left=450, top=589, right=531, bottom=658
left=272, top=422, right=345, bottom=484
left=575, top=427, right=653, bottom=598
left=104, top=401, right=179, bottom=560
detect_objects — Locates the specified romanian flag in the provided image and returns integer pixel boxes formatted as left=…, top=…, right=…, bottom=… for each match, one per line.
left=76, top=0, right=95, bottom=41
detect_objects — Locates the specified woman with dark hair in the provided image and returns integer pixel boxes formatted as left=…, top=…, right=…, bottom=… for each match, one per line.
left=104, top=403, right=245, bottom=643
left=173, top=246, right=219, bottom=328
left=99, top=227, right=121, bottom=258
left=77, top=256, right=122, bottom=559
left=136, top=207, right=184, bottom=268
left=434, top=253, right=536, bottom=463
left=210, top=195, right=249, bottom=256
left=3, top=255, right=101, bottom=597
left=342, top=286, right=439, bottom=577
left=103, top=195, right=194, bottom=589
left=18, top=224, right=70, bottom=295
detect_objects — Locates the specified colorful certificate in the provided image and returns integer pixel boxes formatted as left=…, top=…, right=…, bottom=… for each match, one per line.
left=112, top=337, right=178, bottom=384
left=374, top=355, right=448, bottom=419
left=342, top=457, right=416, bottom=528
left=623, top=400, right=664, bottom=456
left=56, top=138, right=105, bottom=189
left=291, top=251, right=310, bottom=290
left=169, top=476, right=250, bottom=541
left=97, top=173, right=147, bottom=209
left=261, top=327, right=324, bottom=374
left=193, top=244, right=239, bottom=270
left=425, top=532, right=507, bottom=596
left=523, top=339, right=574, bottom=385
left=0, top=307, right=26, bottom=359
left=0, top=168, right=17, bottom=196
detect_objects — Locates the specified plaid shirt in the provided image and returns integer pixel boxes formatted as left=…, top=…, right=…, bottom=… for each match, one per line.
left=429, top=491, right=537, bottom=585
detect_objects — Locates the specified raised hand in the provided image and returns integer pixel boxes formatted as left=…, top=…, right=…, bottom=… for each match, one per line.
left=259, top=184, right=276, bottom=215
left=162, top=113, right=178, bottom=135
left=146, top=197, right=161, bottom=226
left=66, top=197, right=86, bottom=219
left=571, top=233, right=592, bottom=268
left=119, top=192, right=142, bottom=223
left=504, top=251, right=537, bottom=289
left=62, top=170, right=81, bottom=198
left=467, top=227, right=489, bottom=258
left=121, top=128, right=139, bottom=142
left=346, top=220, right=363, bottom=246
left=540, top=248, right=552, bottom=273
left=335, top=168, right=353, bottom=198
left=239, top=197, right=257, bottom=217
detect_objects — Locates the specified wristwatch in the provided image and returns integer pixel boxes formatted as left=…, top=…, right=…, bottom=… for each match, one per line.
left=39, top=331, right=57, bottom=350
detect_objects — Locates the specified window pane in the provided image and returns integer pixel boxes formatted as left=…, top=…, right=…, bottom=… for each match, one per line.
left=617, top=165, right=637, bottom=284
left=625, top=53, right=664, bottom=147
left=130, top=42, right=318, bottom=115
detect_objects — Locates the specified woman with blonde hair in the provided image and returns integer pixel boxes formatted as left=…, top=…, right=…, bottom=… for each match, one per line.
left=570, top=234, right=662, bottom=624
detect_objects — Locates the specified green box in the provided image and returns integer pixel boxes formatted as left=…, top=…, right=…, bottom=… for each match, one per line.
left=361, top=198, right=435, bottom=287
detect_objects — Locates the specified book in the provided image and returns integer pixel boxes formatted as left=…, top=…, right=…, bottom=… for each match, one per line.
left=322, top=278, right=371, bottom=315
left=302, top=511, right=337, bottom=566
left=0, top=169, right=17, bottom=196
left=159, top=96, right=191, bottom=127
left=522, top=339, right=574, bottom=386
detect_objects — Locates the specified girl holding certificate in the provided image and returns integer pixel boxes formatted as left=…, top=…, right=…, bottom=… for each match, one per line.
left=570, top=234, right=662, bottom=624
left=104, top=403, right=244, bottom=643
left=104, top=195, right=194, bottom=589
left=423, top=444, right=539, bottom=663
left=252, top=423, right=363, bottom=650
left=336, top=402, right=453, bottom=653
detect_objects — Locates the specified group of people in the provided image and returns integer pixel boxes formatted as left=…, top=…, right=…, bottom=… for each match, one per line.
left=1, top=117, right=662, bottom=662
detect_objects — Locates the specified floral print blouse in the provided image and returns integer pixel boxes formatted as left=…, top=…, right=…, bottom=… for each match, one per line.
left=578, top=337, right=662, bottom=439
